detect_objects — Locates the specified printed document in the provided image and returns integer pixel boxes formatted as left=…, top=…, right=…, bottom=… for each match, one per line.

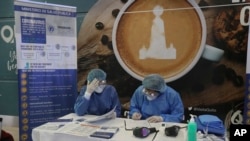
left=56, top=122, right=99, bottom=136
left=84, top=106, right=116, bottom=122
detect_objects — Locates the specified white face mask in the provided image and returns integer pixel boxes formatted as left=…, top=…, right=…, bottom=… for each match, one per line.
left=146, top=95, right=157, bottom=101
left=95, top=85, right=106, bottom=93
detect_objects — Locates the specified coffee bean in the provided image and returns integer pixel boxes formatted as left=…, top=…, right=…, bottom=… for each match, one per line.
left=213, top=64, right=226, bottom=74
left=232, top=75, right=244, bottom=87
left=101, top=35, right=109, bottom=45
left=198, top=0, right=209, bottom=7
left=211, top=64, right=244, bottom=87
left=211, top=64, right=226, bottom=85
left=121, top=0, right=128, bottom=3
left=225, top=68, right=237, bottom=80
left=95, top=22, right=104, bottom=30
left=107, top=41, right=113, bottom=50
left=112, top=9, right=120, bottom=18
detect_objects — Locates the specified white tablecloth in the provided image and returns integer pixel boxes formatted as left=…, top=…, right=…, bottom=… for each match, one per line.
left=32, top=113, right=188, bottom=141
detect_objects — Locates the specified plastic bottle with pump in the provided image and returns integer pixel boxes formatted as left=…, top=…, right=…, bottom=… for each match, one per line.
left=187, top=114, right=197, bottom=141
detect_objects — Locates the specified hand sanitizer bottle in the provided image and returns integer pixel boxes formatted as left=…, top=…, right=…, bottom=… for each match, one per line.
left=187, top=114, right=197, bottom=141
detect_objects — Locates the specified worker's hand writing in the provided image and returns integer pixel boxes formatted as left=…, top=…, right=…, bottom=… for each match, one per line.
left=86, top=78, right=99, bottom=94
left=146, top=116, right=163, bottom=123
left=132, top=112, right=142, bottom=120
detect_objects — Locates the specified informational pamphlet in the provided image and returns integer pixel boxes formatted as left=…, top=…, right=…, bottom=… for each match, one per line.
left=56, top=123, right=99, bottom=137
left=55, top=122, right=119, bottom=138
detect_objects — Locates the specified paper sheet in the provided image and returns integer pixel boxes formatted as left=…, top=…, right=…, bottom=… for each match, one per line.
left=84, top=106, right=116, bottom=122
left=56, top=123, right=99, bottom=136
left=36, top=122, right=66, bottom=131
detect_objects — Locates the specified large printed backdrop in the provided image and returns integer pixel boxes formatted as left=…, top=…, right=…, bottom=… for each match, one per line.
left=77, top=0, right=248, bottom=127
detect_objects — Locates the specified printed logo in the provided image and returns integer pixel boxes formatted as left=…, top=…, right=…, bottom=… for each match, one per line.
left=0, top=25, right=15, bottom=44
left=48, top=25, right=54, bottom=33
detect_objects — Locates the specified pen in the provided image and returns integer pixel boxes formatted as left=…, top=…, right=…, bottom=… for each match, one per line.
left=80, top=124, right=100, bottom=128
left=49, top=118, right=73, bottom=122
left=152, top=130, right=159, bottom=141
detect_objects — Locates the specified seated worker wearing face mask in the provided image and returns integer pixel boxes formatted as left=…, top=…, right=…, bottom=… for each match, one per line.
left=74, top=69, right=121, bottom=117
left=129, top=74, right=184, bottom=123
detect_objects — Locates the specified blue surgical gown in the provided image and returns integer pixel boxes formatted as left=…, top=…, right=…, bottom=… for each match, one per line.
left=74, top=85, right=121, bottom=117
left=129, top=85, right=184, bottom=122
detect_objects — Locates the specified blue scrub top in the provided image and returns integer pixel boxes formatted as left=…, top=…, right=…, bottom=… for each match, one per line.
left=129, top=85, right=184, bottom=122
left=74, top=85, right=121, bottom=117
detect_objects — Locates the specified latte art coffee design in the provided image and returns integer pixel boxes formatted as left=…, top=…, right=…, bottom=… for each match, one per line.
left=113, top=0, right=206, bottom=82
left=139, top=5, right=176, bottom=60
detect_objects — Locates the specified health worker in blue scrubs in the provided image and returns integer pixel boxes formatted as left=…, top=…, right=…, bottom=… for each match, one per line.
left=129, top=74, right=184, bottom=123
left=74, top=69, right=121, bottom=117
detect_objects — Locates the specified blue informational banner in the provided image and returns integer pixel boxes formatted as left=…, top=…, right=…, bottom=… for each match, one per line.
left=14, top=0, right=77, bottom=140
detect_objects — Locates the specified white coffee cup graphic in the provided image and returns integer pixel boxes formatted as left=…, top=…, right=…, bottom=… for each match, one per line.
left=112, top=0, right=224, bottom=82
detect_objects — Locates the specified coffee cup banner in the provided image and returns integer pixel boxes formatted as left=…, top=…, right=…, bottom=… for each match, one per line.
left=112, top=0, right=210, bottom=82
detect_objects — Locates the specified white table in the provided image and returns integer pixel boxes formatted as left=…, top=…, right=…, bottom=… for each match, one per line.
left=32, top=113, right=188, bottom=141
